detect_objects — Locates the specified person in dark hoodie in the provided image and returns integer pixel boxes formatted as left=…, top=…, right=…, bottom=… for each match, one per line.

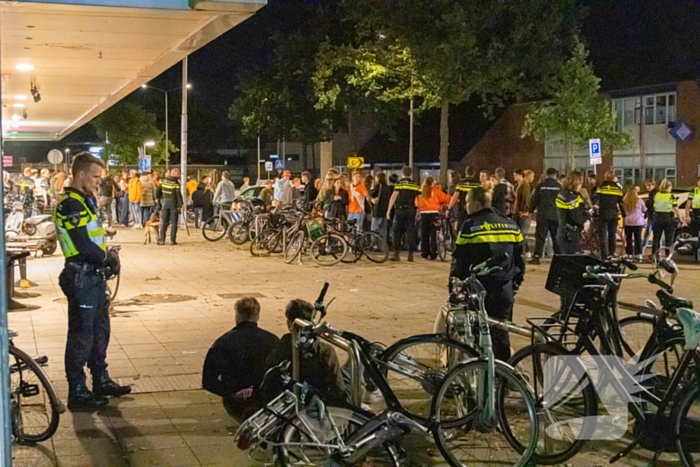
left=301, top=171, right=318, bottom=211
left=191, top=182, right=206, bottom=228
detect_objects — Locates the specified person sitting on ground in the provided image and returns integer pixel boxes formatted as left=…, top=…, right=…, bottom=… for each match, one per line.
left=202, top=297, right=279, bottom=419
left=266, top=299, right=346, bottom=404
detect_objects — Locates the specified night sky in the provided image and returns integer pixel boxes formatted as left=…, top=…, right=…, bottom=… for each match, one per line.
left=6, top=0, right=700, bottom=164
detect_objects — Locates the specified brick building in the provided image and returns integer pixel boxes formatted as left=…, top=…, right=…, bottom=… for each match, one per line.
left=463, top=80, right=700, bottom=189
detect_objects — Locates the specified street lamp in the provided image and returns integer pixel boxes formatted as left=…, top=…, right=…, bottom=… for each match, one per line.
left=143, top=140, right=155, bottom=157
left=141, top=83, right=192, bottom=170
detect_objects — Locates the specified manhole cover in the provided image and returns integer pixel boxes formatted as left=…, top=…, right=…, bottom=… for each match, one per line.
left=116, top=374, right=201, bottom=393
left=218, top=293, right=266, bottom=299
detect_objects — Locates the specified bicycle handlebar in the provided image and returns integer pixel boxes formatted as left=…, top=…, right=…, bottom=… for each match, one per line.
left=604, top=256, right=637, bottom=271
left=648, top=273, right=673, bottom=293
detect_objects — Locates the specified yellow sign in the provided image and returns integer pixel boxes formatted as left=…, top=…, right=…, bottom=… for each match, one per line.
left=348, top=157, right=364, bottom=169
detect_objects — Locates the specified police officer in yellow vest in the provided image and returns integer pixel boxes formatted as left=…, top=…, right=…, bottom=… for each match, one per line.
left=450, top=186, right=525, bottom=361
left=686, top=176, right=700, bottom=262
left=15, top=167, right=35, bottom=199
left=652, top=178, right=683, bottom=257
left=54, top=153, right=131, bottom=411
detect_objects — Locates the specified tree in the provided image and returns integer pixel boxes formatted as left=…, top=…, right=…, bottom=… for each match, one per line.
left=522, top=41, right=633, bottom=171
left=91, top=102, right=176, bottom=165
left=348, top=0, right=581, bottom=184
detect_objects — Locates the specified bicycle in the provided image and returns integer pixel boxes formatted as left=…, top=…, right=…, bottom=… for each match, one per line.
left=105, top=244, right=121, bottom=307
left=506, top=260, right=700, bottom=465
left=435, top=207, right=453, bottom=262
left=581, top=210, right=626, bottom=258
left=236, top=282, right=537, bottom=467
left=249, top=211, right=296, bottom=257
left=8, top=331, right=65, bottom=444
left=201, top=204, right=236, bottom=242
left=227, top=201, right=259, bottom=245
left=334, top=218, right=389, bottom=264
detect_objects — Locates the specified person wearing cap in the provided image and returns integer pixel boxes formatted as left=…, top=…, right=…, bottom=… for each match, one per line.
left=274, top=170, right=293, bottom=208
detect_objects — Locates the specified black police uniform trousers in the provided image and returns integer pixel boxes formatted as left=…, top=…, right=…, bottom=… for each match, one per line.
left=160, top=207, right=179, bottom=243
left=392, top=209, right=417, bottom=253
left=420, top=212, right=438, bottom=259
left=58, top=265, right=110, bottom=392
left=534, top=218, right=560, bottom=258
left=484, top=280, right=515, bottom=362
left=652, top=213, right=675, bottom=256
left=556, top=225, right=581, bottom=255
left=597, top=217, right=619, bottom=258
left=691, top=210, right=700, bottom=261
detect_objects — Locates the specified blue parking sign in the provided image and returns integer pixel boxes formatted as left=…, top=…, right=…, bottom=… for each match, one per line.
left=588, top=138, right=601, bottom=165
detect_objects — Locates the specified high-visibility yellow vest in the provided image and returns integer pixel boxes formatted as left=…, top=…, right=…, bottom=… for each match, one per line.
left=54, top=191, right=106, bottom=258
left=654, top=192, right=675, bottom=213
left=692, top=187, right=700, bottom=209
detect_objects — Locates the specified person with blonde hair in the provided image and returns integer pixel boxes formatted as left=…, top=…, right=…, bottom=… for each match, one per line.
left=556, top=171, right=587, bottom=254
left=652, top=178, right=682, bottom=256
left=623, top=187, right=646, bottom=261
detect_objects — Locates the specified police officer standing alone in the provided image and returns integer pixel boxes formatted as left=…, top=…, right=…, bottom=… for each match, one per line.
left=157, top=167, right=183, bottom=246
left=594, top=171, right=626, bottom=259
left=530, top=168, right=561, bottom=264
left=450, top=186, right=525, bottom=361
left=556, top=171, right=588, bottom=254
left=54, top=153, right=130, bottom=411
left=386, top=166, right=421, bottom=262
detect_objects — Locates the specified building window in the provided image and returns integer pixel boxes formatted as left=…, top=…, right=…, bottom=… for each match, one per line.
left=624, top=98, right=636, bottom=126
left=614, top=100, right=623, bottom=132
left=645, top=96, right=655, bottom=125
left=286, top=154, right=300, bottom=161
left=666, top=168, right=676, bottom=185
left=668, top=94, right=676, bottom=123
left=613, top=92, right=676, bottom=127
left=655, top=95, right=667, bottom=124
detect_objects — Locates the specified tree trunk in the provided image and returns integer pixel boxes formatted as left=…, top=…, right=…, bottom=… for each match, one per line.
left=565, top=140, right=573, bottom=173
left=439, top=99, right=450, bottom=186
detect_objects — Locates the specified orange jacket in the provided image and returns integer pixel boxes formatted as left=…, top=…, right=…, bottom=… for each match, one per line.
left=419, top=186, right=451, bottom=213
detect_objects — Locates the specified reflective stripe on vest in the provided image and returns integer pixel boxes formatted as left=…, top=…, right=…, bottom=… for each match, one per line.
left=654, top=192, right=675, bottom=213
left=456, top=229, right=523, bottom=245
left=54, top=192, right=106, bottom=258
left=693, top=187, right=700, bottom=209
left=556, top=195, right=583, bottom=210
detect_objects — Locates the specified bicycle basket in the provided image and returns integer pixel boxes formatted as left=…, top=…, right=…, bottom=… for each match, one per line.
left=545, top=254, right=602, bottom=304
left=307, top=218, right=325, bottom=241
left=268, top=214, right=286, bottom=229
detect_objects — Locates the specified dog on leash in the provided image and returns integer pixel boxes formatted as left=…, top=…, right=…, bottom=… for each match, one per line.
left=144, top=211, right=161, bottom=244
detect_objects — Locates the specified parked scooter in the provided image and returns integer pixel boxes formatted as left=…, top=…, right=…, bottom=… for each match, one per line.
left=5, top=195, right=57, bottom=256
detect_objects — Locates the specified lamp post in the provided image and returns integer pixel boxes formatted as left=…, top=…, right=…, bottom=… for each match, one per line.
left=141, top=82, right=191, bottom=171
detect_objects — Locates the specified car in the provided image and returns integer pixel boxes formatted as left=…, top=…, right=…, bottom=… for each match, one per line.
left=233, top=185, right=265, bottom=209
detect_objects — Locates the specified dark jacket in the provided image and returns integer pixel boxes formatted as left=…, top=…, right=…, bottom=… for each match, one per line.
left=514, top=181, right=531, bottom=218
left=324, top=188, right=348, bottom=219
left=594, top=181, right=625, bottom=221
left=645, top=188, right=658, bottom=220
left=98, top=176, right=117, bottom=198
left=191, top=182, right=206, bottom=208
left=371, top=182, right=392, bottom=219
left=531, top=178, right=561, bottom=221
left=156, top=176, right=183, bottom=210
left=303, top=177, right=319, bottom=211
left=266, top=333, right=346, bottom=404
left=492, top=181, right=514, bottom=217
left=450, top=207, right=525, bottom=287
left=556, top=189, right=588, bottom=229
left=202, top=322, right=279, bottom=399
left=202, top=189, right=214, bottom=220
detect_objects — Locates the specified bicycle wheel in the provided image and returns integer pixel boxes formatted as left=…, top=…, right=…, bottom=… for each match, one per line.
left=618, top=315, right=655, bottom=358
left=106, top=270, right=120, bottom=307
left=341, top=234, right=360, bottom=263
left=504, top=343, right=597, bottom=465
left=276, top=406, right=402, bottom=467
left=227, top=221, right=249, bottom=245
left=639, top=336, right=692, bottom=397
left=361, top=231, right=389, bottom=263
left=202, top=216, right=226, bottom=242
left=284, top=230, right=306, bottom=264
left=9, top=345, right=61, bottom=443
left=250, top=229, right=281, bottom=257
left=432, top=359, right=538, bottom=467
left=674, top=384, right=700, bottom=467
left=437, top=229, right=448, bottom=262
left=380, top=334, right=478, bottom=421
left=311, top=234, right=348, bottom=266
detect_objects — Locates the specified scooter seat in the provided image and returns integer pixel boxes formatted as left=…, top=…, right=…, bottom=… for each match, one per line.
left=25, top=215, right=51, bottom=225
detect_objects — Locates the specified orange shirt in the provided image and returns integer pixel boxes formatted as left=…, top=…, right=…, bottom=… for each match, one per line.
left=420, top=186, right=451, bottom=213
left=348, top=183, right=368, bottom=213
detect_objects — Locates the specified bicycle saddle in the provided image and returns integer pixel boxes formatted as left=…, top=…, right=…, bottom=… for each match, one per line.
left=347, top=218, right=358, bottom=226
left=656, top=289, right=693, bottom=312
left=677, top=308, right=700, bottom=351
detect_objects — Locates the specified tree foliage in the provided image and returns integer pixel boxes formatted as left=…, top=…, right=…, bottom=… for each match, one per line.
left=522, top=41, right=633, bottom=170
left=91, top=102, right=176, bottom=165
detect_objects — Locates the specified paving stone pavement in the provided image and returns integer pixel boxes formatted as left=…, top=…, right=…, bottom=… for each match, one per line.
left=8, top=227, right=700, bottom=466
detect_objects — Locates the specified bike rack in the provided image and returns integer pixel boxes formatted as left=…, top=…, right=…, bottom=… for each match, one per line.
left=292, top=318, right=363, bottom=408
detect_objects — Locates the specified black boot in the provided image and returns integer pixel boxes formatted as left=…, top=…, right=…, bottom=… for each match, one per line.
left=171, top=240, right=177, bottom=246
left=68, top=385, right=108, bottom=412
left=157, top=239, right=164, bottom=245
left=93, top=376, right=132, bottom=397
left=529, top=256, right=540, bottom=265
left=389, top=251, right=400, bottom=262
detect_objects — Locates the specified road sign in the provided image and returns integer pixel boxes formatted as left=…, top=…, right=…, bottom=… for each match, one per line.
left=265, top=161, right=273, bottom=172
left=138, top=156, right=152, bottom=172
left=47, top=149, right=63, bottom=165
left=2, top=156, right=12, bottom=168
left=347, top=157, right=364, bottom=169
left=589, top=138, right=602, bottom=165
left=275, top=160, right=285, bottom=171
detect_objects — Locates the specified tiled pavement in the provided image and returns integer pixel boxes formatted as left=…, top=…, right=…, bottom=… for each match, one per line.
left=8, top=227, right=700, bottom=466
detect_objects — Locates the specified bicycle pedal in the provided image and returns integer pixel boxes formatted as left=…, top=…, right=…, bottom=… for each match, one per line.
left=610, top=441, right=638, bottom=463
left=21, top=383, right=40, bottom=397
